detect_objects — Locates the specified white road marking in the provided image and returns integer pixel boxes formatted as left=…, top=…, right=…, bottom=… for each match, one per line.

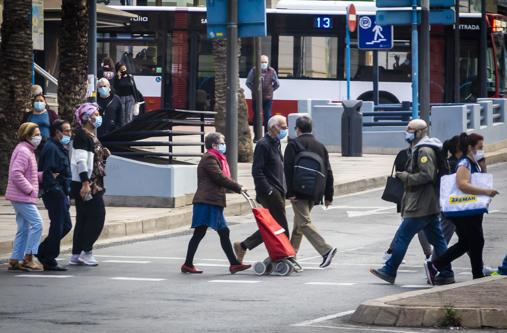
left=103, top=260, right=151, bottom=264
left=305, top=282, right=356, bottom=286
left=347, top=207, right=394, bottom=218
left=208, top=280, right=260, bottom=284
left=16, top=274, right=72, bottom=279
left=292, top=310, right=355, bottom=327
left=458, top=271, right=472, bottom=275
left=302, top=324, right=423, bottom=333
left=400, top=284, right=431, bottom=288
left=297, top=255, right=323, bottom=262
left=194, top=263, right=230, bottom=267
left=111, top=277, right=166, bottom=282
left=94, top=255, right=183, bottom=260
left=342, top=246, right=365, bottom=252
left=397, top=269, right=417, bottom=273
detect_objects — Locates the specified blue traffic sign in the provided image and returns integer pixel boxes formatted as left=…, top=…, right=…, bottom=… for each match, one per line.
left=376, top=9, right=455, bottom=25
left=358, top=15, right=393, bottom=50
left=376, top=0, right=455, bottom=7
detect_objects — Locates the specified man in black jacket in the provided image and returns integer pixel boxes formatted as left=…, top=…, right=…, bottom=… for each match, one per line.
left=97, top=78, right=122, bottom=137
left=36, top=120, right=73, bottom=271
left=284, top=116, right=337, bottom=268
left=234, top=115, right=288, bottom=262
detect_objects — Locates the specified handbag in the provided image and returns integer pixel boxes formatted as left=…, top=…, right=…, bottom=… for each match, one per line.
left=381, top=163, right=404, bottom=204
left=440, top=173, right=493, bottom=217
left=133, top=101, right=145, bottom=116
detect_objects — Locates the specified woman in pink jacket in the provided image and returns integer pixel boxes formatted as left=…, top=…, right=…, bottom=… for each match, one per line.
left=5, top=122, right=44, bottom=271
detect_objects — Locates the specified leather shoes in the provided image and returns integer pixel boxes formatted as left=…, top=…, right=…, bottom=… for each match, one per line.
left=181, top=264, right=203, bottom=274
left=230, top=264, right=251, bottom=274
left=43, top=265, right=68, bottom=272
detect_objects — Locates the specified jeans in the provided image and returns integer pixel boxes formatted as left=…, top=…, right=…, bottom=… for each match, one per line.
left=38, top=191, right=73, bottom=267
left=498, top=254, right=507, bottom=275
left=10, top=201, right=43, bottom=260
left=252, top=99, right=273, bottom=139
left=383, top=214, right=453, bottom=277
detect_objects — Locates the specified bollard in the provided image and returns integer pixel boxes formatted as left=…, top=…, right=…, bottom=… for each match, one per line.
left=341, top=100, right=363, bottom=157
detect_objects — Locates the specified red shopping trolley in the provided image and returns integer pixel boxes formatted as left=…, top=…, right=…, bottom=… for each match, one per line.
left=242, top=192, right=303, bottom=276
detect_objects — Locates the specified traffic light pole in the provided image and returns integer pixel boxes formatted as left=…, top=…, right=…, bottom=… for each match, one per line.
left=419, top=0, right=430, bottom=123
left=253, top=37, right=263, bottom=140
left=411, top=0, right=419, bottom=119
left=226, top=0, right=238, bottom=181
left=87, top=0, right=97, bottom=102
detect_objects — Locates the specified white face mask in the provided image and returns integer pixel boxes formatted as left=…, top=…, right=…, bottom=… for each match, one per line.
left=30, top=135, right=42, bottom=148
left=474, top=149, right=485, bottom=162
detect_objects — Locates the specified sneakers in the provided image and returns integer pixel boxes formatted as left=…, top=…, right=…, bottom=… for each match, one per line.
left=43, top=265, right=68, bottom=272
left=229, top=264, right=252, bottom=274
left=320, top=248, right=337, bottom=268
left=80, top=252, right=98, bottom=266
left=369, top=267, right=396, bottom=284
left=483, top=266, right=497, bottom=276
left=434, top=273, right=455, bottom=286
left=233, top=242, right=246, bottom=263
left=68, top=254, right=84, bottom=266
left=22, top=254, right=43, bottom=272
left=424, top=260, right=438, bottom=285
left=181, top=264, right=203, bottom=274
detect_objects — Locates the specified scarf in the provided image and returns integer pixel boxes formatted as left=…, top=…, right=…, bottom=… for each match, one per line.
left=207, top=148, right=231, bottom=179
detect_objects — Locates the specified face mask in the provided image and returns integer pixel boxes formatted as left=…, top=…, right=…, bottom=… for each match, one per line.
left=277, top=129, right=288, bottom=140
left=33, top=101, right=46, bottom=112
left=405, top=131, right=416, bottom=143
left=474, top=149, right=485, bottom=161
left=261, top=63, right=268, bottom=70
left=60, top=135, right=71, bottom=145
left=30, top=135, right=42, bottom=148
left=98, top=87, right=110, bottom=98
left=218, top=143, right=227, bottom=154
left=93, top=116, right=103, bottom=129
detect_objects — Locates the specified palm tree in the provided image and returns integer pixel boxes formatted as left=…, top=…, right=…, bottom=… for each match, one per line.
left=213, top=38, right=253, bottom=162
left=58, top=0, right=89, bottom=121
left=0, top=0, right=33, bottom=194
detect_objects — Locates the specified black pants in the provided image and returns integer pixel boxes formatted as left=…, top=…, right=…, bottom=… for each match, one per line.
left=433, top=214, right=485, bottom=279
left=38, top=190, right=73, bottom=267
left=71, top=185, right=106, bottom=255
left=185, top=226, right=240, bottom=266
left=242, top=189, right=289, bottom=250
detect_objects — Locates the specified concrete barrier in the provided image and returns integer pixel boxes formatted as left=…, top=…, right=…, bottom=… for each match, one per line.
left=312, top=104, right=344, bottom=152
left=288, top=112, right=309, bottom=139
left=297, top=99, right=330, bottom=115
left=104, top=155, right=197, bottom=208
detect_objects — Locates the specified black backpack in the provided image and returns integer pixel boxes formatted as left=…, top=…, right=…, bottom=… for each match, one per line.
left=291, top=141, right=327, bottom=201
left=412, top=144, right=450, bottom=196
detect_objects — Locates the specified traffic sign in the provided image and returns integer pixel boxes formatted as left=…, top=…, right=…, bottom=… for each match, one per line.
left=376, top=0, right=455, bottom=7
left=376, top=9, right=455, bottom=25
left=347, top=4, right=357, bottom=32
left=358, top=15, right=393, bottom=50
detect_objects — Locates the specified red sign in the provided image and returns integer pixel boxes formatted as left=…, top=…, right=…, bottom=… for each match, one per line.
left=347, top=4, right=357, bottom=32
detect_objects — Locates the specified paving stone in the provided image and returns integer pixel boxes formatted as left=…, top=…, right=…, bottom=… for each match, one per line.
left=395, top=307, right=425, bottom=327
left=457, top=308, right=481, bottom=328
left=374, top=307, right=400, bottom=326
left=422, top=308, right=446, bottom=327
left=481, top=309, right=507, bottom=328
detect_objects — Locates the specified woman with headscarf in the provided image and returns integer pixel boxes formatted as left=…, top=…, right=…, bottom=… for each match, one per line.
left=69, top=103, right=110, bottom=266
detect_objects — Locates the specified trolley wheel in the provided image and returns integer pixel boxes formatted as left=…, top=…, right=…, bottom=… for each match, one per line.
left=253, top=261, right=267, bottom=276
left=274, top=260, right=292, bottom=276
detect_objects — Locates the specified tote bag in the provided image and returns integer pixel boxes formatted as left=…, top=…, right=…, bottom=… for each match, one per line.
left=440, top=173, right=493, bottom=218
left=381, top=163, right=404, bottom=205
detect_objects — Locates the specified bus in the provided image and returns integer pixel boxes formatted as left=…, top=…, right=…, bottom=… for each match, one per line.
left=97, top=1, right=507, bottom=118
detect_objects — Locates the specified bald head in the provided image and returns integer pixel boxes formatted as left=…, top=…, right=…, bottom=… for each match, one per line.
left=407, top=119, right=428, bottom=131
left=406, top=119, right=428, bottom=145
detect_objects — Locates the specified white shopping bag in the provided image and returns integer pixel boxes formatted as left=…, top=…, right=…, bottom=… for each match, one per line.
left=440, top=173, right=493, bottom=218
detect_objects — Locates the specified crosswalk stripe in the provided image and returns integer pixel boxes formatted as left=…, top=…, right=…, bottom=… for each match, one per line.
left=305, top=282, right=356, bottom=286
left=16, top=274, right=72, bottom=279
left=400, top=284, right=431, bottom=288
left=102, top=260, right=151, bottom=264
left=209, top=280, right=260, bottom=284
left=111, top=277, right=166, bottom=282
left=292, top=310, right=355, bottom=327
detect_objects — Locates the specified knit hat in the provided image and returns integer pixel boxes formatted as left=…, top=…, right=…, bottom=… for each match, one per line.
left=74, top=102, right=99, bottom=126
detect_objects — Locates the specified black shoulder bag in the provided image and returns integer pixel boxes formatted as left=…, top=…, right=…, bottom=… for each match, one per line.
left=381, top=162, right=404, bottom=204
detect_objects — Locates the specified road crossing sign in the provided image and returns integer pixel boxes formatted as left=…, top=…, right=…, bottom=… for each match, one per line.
left=358, top=15, right=393, bottom=50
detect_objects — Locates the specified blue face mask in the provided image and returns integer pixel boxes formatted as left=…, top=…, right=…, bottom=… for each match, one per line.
left=60, top=135, right=71, bottom=145
left=405, top=131, right=415, bottom=143
left=33, top=101, right=46, bottom=112
left=261, top=63, right=268, bottom=70
left=218, top=143, right=227, bottom=154
left=277, top=129, right=288, bottom=140
left=98, top=87, right=110, bottom=98
left=93, top=116, right=103, bottom=129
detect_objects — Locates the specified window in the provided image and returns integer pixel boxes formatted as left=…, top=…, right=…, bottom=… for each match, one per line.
left=239, top=37, right=272, bottom=78
left=277, top=36, right=294, bottom=77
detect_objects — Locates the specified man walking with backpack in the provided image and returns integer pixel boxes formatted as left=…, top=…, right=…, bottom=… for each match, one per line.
left=370, top=119, right=455, bottom=285
left=284, top=116, right=337, bottom=268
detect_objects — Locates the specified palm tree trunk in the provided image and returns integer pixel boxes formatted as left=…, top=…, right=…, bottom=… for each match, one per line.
left=212, top=38, right=253, bottom=162
left=58, top=0, right=89, bottom=121
left=0, top=0, right=33, bottom=194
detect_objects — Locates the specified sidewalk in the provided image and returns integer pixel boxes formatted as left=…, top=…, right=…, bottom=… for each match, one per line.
left=1, top=146, right=506, bottom=259
left=351, top=276, right=507, bottom=328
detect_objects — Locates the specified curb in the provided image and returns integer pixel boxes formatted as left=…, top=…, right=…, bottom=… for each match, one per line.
left=350, top=276, right=507, bottom=329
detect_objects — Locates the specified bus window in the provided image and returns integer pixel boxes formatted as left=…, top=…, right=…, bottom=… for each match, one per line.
left=493, top=33, right=507, bottom=95
left=301, top=37, right=338, bottom=79
left=278, top=36, right=294, bottom=77
left=197, top=36, right=214, bottom=111
left=459, top=39, right=479, bottom=102
left=239, top=37, right=272, bottom=78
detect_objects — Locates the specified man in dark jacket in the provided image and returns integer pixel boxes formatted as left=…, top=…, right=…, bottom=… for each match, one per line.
left=370, top=119, right=454, bottom=285
left=36, top=120, right=73, bottom=271
left=234, top=115, right=288, bottom=262
left=97, top=78, right=122, bottom=137
left=284, top=116, right=337, bottom=268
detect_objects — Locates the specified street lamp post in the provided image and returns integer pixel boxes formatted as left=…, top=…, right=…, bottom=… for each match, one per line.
left=88, top=0, right=97, bottom=102
left=226, top=0, right=239, bottom=181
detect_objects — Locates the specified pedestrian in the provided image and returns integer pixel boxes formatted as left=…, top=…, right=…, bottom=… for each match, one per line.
left=246, top=54, right=280, bottom=142
left=283, top=116, right=337, bottom=268
left=181, top=133, right=252, bottom=274
left=427, top=133, right=499, bottom=281
left=112, top=62, right=140, bottom=126
left=370, top=119, right=455, bottom=285
left=234, top=115, right=289, bottom=262
left=99, top=56, right=116, bottom=81
left=69, top=103, right=110, bottom=266
left=496, top=254, right=507, bottom=275
left=97, top=78, right=122, bottom=137
left=6, top=122, right=44, bottom=272
left=36, top=120, right=73, bottom=271
left=22, top=93, right=59, bottom=154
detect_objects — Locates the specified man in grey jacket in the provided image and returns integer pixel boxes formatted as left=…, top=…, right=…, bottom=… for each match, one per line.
left=370, top=119, right=454, bottom=285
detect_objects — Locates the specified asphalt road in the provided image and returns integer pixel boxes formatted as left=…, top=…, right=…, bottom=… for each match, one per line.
left=1, top=163, right=506, bottom=333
